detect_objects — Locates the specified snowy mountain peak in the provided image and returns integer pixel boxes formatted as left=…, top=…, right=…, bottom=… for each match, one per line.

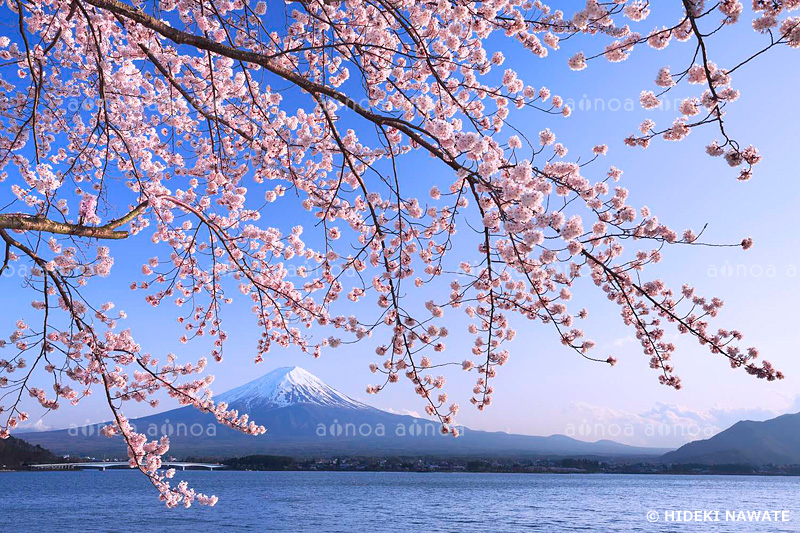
left=216, top=366, right=371, bottom=410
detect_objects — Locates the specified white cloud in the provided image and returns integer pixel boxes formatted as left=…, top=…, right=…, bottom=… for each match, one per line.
left=15, top=419, right=52, bottom=433
left=384, top=407, right=424, bottom=419
left=611, top=335, right=637, bottom=347
left=560, top=399, right=797, bottom=448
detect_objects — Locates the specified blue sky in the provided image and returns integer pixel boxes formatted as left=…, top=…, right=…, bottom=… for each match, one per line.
left=2, top=2, right=800, bottom=447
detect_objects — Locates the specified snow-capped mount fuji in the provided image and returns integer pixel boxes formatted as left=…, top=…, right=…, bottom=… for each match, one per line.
left=217, top=366, right=371, bottom=411
left=22, top=366, right=671, bottom=459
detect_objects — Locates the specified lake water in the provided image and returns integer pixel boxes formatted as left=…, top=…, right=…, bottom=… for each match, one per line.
left=1, top=471, right=798, bottom=531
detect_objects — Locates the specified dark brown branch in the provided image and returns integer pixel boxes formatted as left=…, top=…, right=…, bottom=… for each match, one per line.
left=0, top=201, right=147, bottom=239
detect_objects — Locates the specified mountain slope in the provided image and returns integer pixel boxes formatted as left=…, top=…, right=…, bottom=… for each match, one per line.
left=662, top=412, right=800, bottom=465
left=21, top=366, right=669, bottom=459
left=216, top=366, right=372, bottom=411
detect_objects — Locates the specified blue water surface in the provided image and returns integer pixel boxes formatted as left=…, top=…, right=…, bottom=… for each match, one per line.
left=1, top=471, right=798, bottom=532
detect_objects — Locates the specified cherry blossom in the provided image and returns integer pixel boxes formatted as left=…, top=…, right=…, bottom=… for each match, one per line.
left=0, top=0, right=794, bottom=506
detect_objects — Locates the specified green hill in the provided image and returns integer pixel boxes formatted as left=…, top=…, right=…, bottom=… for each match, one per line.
left=0, top=435, right=60, bottom=469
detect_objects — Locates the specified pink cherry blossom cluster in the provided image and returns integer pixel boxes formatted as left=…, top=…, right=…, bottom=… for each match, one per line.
left=0, top=0, right=791, bottom=505
left=103, top=414, right=218, bottom=508
left=564, top=0, right=800, bottom=180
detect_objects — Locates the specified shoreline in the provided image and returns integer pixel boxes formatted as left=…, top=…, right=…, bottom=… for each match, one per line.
left=7, top=468, right=800, bottom=478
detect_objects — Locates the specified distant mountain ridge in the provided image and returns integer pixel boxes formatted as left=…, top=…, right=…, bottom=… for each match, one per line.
left=663, top=412, right=800, bottom=465
left=21, top=366, right=670, bottom=459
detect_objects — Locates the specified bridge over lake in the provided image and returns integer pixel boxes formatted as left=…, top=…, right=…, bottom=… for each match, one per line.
left=29, top=462, right=225, bottom=471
